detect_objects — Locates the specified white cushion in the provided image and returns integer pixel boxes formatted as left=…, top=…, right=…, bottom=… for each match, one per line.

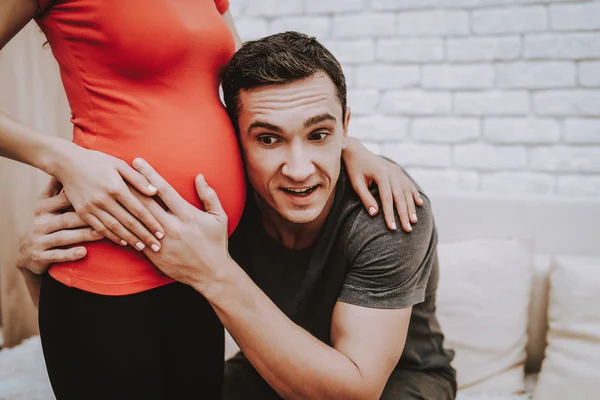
left=533, top=256, right=600, bottom=400
left=436, top=239, right=533, bottom=394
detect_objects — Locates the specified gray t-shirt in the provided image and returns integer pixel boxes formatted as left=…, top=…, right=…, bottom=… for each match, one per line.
left=225, top=168, right=455, bottom=399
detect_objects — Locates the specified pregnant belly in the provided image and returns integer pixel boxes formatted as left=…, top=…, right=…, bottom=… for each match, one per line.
left=49, top=119, right=247, bottom=295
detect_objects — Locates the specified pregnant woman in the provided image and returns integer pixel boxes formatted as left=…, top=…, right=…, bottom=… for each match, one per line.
left=1, top=1, right=422, bottom=399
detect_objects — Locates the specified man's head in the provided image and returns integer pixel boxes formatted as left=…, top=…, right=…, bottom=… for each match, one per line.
left=222, top=32, right=350, bottom=226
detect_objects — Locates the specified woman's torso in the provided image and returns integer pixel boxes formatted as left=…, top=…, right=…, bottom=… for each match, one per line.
left=35, top=0, right=246, bottom=295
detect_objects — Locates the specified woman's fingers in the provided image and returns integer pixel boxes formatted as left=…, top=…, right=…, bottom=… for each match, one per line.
left=118, top=162, right=158, bottom=197
left=348, top=174, right=379, bottom=217
left=116, top=189, right=165, bottom=241
left=104, top=201, right=162, bottom=252
left=38, top=191, right=72, bottom=215
left=405, top=188, right=418, bottom=224
left=43, top=228, right=104, bottom=248
left=132, top=158, right=187, bottom=216
left=391, top=185, right=412, bottom=233
left=83, top=212, right=126, bottom=246
left=94, top=208, right=155, bottom=251
left=376, top=176, right=398, bottom=231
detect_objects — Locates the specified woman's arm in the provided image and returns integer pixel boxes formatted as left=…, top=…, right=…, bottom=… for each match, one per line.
left=221, top=9, right=242, bottom=51
left=1, top=0, right=165, bottom=250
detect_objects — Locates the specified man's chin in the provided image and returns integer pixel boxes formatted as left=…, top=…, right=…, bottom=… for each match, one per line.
left=276, top=206, right=324, bottom=225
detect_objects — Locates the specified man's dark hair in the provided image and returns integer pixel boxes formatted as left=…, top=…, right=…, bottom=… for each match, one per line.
left=222, top=31, right=347, bottom=134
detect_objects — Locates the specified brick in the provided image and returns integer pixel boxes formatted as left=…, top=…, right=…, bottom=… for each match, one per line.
left=333, top=13, right=395, bottom=38
left=269, top=17, right=331, bottom=39
left=550, top=2, right=600, bottom=31
left=372, top=0, right=439, bottom=10
left=404, top=168, right=480, bottom=192
left=482, top=172, right=554, bottom=195
left=235, top=18, right=269, bottom=41
left=564, top=118, right=600, bottom=144
left=579, top=61, right=600, bottom=87
left=422, top=64, right=494, bottom=89
left=377, top=39, right=444, bottom=63
left=472, top=6, right=547, bottom=34
left=381, top=91, right=452, bottom=115
left=382, top=143, right=452, bottom=168
left=454, top=91, right=529, bottom=116
left=496, top=61, right=576, bottom=89
left=531, top=146, right=600, bottom=173
left=411, top=118, right=480, bottom=143
left=454, top=144, right=527, bottom=169
left=350, top=116, right=409, bottom=140
left=525, top=33, right=600, bottom=60
left=484, top=118, right=560, bottom=144
left=441, top=0, right=519, bottom=7
left=534, top=90, right=600, bottom=117
left=557, top=175, right=600, bottom=197
left=305, top=0, right=366, bottom=13
left=396, top=10, right=469, bottom=36
left=447, top=36, right=521, bottom=62
left=356, top=65, right=419, bottom=88
left=323, top=40, right=375, bottom=64
left=347, top=89, right=380, bottom=115
left=245, top=0, right=303, bottom=17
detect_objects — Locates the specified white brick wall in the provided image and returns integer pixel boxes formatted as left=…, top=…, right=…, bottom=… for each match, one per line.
left=232, top=0, right=600, bottom=197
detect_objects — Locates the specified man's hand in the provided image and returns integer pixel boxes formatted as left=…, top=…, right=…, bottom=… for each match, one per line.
left=16, top=178, right=103, bottom=275
left=131, top=158, right=232, bottom=294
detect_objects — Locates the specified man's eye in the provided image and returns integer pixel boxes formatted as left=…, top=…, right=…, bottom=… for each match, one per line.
left=309, top=132, right=328, bottom=141
left=258, top=135, right=280, bottom=146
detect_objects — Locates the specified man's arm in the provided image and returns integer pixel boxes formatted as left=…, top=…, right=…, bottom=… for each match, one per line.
left=207, top=265, right=411, bottom=400
left=131, top=159, right=422, bottom=400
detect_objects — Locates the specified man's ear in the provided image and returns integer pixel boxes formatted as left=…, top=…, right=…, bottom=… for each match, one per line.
left=342, top=107, right=351, bottom=149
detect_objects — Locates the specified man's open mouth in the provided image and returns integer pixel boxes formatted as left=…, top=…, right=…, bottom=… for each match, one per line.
left=281, top=185, right=319, bottom=197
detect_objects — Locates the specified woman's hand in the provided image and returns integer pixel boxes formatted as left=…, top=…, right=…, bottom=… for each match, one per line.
left=343, top=138, right=424, bottom=232
left=54, top=144, right=165, bottom=251
left=16, top=178, right=104, bottom=275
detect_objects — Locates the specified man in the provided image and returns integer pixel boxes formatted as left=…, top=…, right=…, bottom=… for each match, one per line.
left=19, top=32, right=455, bottom=399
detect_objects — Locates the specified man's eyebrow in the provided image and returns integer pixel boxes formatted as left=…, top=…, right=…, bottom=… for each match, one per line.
left=304, top=113, right=336, bottom=128
left=247, top=121, right=284, bottom=134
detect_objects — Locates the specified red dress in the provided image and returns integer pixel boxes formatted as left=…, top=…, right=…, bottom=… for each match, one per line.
left=35, top=0, right=246, bottom=295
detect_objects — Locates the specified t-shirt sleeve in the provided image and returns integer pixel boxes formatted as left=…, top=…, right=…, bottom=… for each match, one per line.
left=214, top=0, right=230, bottom=14
left=338, top=195, right=437, bottom=309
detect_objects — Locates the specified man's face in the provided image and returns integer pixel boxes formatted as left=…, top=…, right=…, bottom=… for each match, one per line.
left=237, top=73, right=349, bottom=225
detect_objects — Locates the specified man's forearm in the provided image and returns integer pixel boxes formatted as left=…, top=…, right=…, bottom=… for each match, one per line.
left=201, top=260, right=373, bottom=400
left=18, top=269, right=42, bottom=308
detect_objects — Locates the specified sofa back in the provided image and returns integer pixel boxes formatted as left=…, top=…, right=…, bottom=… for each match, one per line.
left=429, top=193, right=600, bottom=373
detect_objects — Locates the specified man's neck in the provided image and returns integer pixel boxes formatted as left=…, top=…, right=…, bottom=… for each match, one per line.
left=256, top=191, right=336, bottom=250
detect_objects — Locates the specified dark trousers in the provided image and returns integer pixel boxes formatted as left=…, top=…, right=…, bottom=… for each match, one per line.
left=380, top=368, right=456, bottom=400
left=38, top=273, right=224, bottom=400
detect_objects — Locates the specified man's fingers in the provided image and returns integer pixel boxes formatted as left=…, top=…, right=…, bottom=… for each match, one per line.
left=38, top=191, right=71, bottom=214
left=132, top=158, right=186, bottom=216
left=114, top=188, right=164, bottom=242
left=43, top=228, right=104, bottom=248
left=349, top=175, right=378, bottom=217
left=195, top=175, right=226, bottom=218
left=45, top=212, right=89, bottom=233
left=129, top=186, right=173, bottom=226
left=42, top=247, right=88, bottom=264
left=41, top=177, right=63, bottom=199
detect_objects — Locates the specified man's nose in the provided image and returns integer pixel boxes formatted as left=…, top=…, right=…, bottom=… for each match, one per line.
left=281, top=145, right=316, bottom=182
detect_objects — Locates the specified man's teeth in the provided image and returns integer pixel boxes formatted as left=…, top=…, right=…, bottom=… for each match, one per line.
left=282, top=186, right=317, bottom=195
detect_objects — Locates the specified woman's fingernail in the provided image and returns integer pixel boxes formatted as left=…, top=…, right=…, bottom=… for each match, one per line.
left=151, top=244, right=160, bottom=252
left=156, top=231, right=164, bottom=239
left=406, top=224, right=413, bottom=231
left=148, top=184, right=157, bottom=193
left=136, top=242, right=145, bottom=250
left=120, top=240, right=128, bottom=246
left=391, top=222, right=397, bottom=230
left=75, top=248, right=86, bottom=257
left=412, top=213, right=418, bottom=221
left=368, top=207, right=376, bottom=216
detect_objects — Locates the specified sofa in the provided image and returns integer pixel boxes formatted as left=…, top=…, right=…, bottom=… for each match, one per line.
left=1, top=192, right=599, bottom=399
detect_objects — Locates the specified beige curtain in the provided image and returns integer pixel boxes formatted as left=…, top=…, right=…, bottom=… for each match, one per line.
left=0, top=22, right=70, bottom=347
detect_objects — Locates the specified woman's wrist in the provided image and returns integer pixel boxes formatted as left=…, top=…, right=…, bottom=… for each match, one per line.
left=39, top=138, right=75, bottom=178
